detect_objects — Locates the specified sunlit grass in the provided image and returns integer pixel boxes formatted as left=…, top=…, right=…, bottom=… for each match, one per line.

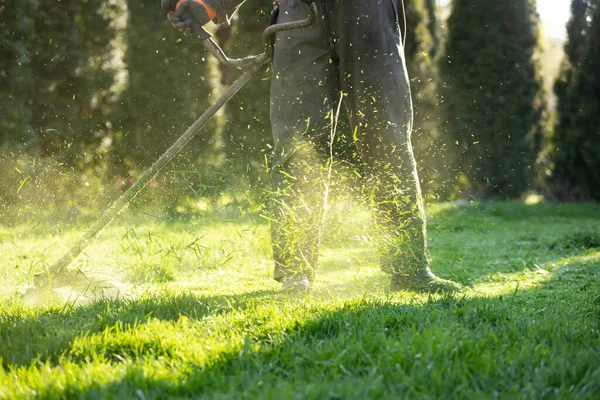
left=0, top=200, right=599, bottom=398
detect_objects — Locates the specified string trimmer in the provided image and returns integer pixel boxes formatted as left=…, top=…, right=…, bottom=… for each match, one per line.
left=24, top=1, right=317, bottom=301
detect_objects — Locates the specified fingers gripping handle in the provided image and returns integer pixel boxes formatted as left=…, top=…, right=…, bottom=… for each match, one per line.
left=203, top=1, right=317, bottom=71
left=166, top=0, right=317, bottom=42
left=180, top=9, right=212, bottom=39
left=167, top=2, right=212, bottom=39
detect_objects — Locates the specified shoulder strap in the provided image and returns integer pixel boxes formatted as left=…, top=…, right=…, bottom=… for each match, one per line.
left=398, top=0, right=406, bottom=46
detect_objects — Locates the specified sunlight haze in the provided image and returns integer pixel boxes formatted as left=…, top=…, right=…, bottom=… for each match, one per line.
left=537, top=0, right=571, bottom=38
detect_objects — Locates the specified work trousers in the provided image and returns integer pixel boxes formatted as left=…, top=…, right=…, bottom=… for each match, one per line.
left=269, top=0, right=429, bottom=282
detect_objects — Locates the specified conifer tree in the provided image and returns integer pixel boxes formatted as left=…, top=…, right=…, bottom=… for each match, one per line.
left=552, top=0, right=599, bottom=200
left=1, top=0, right=122, bottom=157
left=111, top=0, right=227, bottom=204
left=425, top=0, right=440, bottom=58
left=0, top=0, right=125, bottom=206
left=438, top=0, right=545, bottom=198
left=0, top=0, right=38, bottom=150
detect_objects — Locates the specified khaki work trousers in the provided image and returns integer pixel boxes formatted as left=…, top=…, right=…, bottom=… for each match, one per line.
left=269, top=0, right=429, bottom=282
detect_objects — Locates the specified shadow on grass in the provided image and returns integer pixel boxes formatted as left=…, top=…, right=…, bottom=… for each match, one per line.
left=2, top=253, right=599, bottom=398
left=87, top=260, right=600, bottom=398
left=0, top=289, right=279, bottom=368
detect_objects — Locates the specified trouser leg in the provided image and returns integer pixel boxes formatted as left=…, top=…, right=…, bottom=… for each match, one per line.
left=333, top=0, right=430, bottom=274
left=269, top=0, right=338, bottom=282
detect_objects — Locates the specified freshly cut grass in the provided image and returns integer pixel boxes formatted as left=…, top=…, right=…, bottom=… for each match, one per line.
left=0, top=200, right=599, bottom=399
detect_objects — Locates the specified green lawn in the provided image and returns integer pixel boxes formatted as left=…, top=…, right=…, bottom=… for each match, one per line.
left=1, top=200, right=599, bottom=399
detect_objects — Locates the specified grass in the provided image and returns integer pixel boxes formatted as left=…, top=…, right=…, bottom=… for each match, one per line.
left=0, top=200, right=599, bottom=399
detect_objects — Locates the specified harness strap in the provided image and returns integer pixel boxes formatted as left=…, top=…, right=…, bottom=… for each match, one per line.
left=319, top=0, right=339, bottom=64
left=398, top=0, right=406, bottom=46
left=269, top=1, right=281, bottom=60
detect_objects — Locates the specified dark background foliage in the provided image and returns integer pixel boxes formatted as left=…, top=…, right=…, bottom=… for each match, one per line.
left=551, top=0, right=599, bottom=201
left=438, top=0, right=546, bottom=199
left=0, top=0, right=598, bottom=216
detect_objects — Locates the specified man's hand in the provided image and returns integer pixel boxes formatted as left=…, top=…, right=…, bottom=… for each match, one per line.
left=164, top=4, right=206, bottom=37
left=161, top=0, right=246, bottom=38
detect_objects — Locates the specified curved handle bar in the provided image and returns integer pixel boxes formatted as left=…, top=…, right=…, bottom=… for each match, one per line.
left=203, top=2, right=317, bottom=71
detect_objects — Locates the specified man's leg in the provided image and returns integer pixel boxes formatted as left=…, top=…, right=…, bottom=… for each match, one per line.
left=269, top=0, right=338, bottom=286
left=333, top=0, right=458, bottom=292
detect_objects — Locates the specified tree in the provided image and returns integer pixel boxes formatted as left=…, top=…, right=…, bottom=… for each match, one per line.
left=438, top=0, right=546, bottom=199
left=0, top=0, right=38, bottom=151
left=108, top=0, right=230, bottom=209
left=425, top=0, right=441, bottom=58
left=0, top=0, right=125, bottom=208
left=551, top=0, right=599, bottom=200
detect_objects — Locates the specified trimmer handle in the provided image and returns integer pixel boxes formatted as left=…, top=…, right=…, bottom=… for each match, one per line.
left=185, top=0, right=316, bottom=41
left=203, top=1, right=318, bottom=71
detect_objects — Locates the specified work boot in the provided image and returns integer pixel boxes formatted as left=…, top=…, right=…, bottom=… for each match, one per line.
left=390, top=267, right=461, bottom=294
left=281, top=275, right=312, bottom=293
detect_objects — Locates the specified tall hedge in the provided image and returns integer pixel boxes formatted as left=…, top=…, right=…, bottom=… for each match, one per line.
left=0, top=0, right=125, bottom=154
left=0, top=0, right=125, bottom=208
left=105, top=0, right=232, bottom=207
left=552, top=0, right=599, bottom=200
left=0, top=0, right=38, bottom=150
left=438, top=0, right=545, bottom=199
